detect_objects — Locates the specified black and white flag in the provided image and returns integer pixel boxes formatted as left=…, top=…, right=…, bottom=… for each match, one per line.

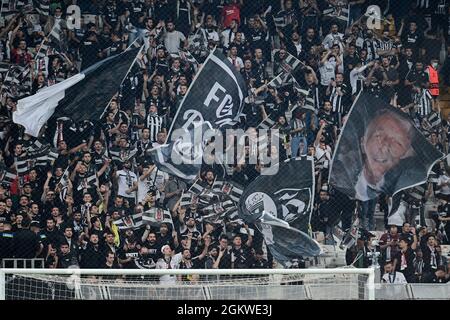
left=323, top=5, right=350, bottom=23
left=257, top=116, right=276, bottom=130
left=0, top=167, right=16, bottom=185
left=273, top=13, right=287, bottom=29
left=427, top=111, right=441, bottom=130
left=239, top=157, right=321, bottom=262
left=167, top=48, right=247, bottom=141
left=211, top=180, right=244, bottom=203
left=180, top=191, right=194, bottom=207
left=142, top=207, right=173, bottom=228
left=1, top=65, right=32, bottom=99
left=149, top=122, right=211, bottom=181
left=76, top=172, right=97, bottom=191
left=113, top=213, right=144, bottom=230
left=189, top=178, right=206, bottom=195
left=48, top=18, right=67, bottom=53
left=267, top=72, right=288, bottom=89
left=329, top=92, right=444, bottom=201
left=13, top=47, right=141, bottom=137
left=280, top=52, right=302, bottom=75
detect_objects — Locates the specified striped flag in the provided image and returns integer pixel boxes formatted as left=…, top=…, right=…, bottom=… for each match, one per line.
left=0, top=167, right=16, bottom=185
left=15, top=157, right=31, bottom=176
left=406, top=184, right=426, bottom=201
left=180, top=191, right=193, bottom=207
left=211, top=180, right=244, bottom=203
left=273, top=13, right=287, bottom=29
left=113, top=213, right=144, bottom=230
left=427, top=112, right=441, bottom=129
left=48, top=19, right=67, bottom=53
left=76, top=172, right=97, bottom=191
left=57, top=166, right=70, bottom=202
left=33, top=0, right=50, bottom=16
left=323, top=5, right=349, bottom=23
left=257, top=116, right=276, bottom=130
left=13, top=140, right=59, bottom=175
left=142, top=207, right=173, bottom=228
left=171, top=50, right=199, bottom=70
left=281, top=52, right=302, bottom=74
left=189, top=179, right=206, bottom=195
left=56, top=166, right=70, bottom=188
left=267, top=73, right=285, bottom=89
left=24, top=139, right=59, bottom=164
left=1, top=65, right=32, bottom=99
left=109, top=147, right=138, bottom=163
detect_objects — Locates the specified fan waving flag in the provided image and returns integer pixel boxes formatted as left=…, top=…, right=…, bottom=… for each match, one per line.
left=13, top=47, right=141, bottom=137
left=329, top=92, right=444, bottom=201
left=149, top=122, right=212, bottom=181
left=239, top=157, right=321, bottom=263
left=167, top=48, right=247, bottom=141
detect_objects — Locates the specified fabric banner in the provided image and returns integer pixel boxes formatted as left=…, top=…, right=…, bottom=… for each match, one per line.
left=329, top=92, right=444, bottom=201
left=167, top=48, right=247, bottom=142
left=238, top=156, right=321, bottom=262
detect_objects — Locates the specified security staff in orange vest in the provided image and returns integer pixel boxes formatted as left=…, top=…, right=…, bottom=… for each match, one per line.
left=426, top=58, right=440, bottom=98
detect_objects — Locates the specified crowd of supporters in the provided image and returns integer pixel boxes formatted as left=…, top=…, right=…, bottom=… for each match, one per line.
left=0, top=0, right=449, bottom=284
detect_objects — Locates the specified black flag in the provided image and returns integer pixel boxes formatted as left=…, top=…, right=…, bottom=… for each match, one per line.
left=13, top=47, right=141, bottom=137
left=167, top=48, right=247, bottom=141
left=329, top=92, right=444, bottom=201
left=239, top=157, right=321, bottom=263
left=149, top=122, right=211, bottom=180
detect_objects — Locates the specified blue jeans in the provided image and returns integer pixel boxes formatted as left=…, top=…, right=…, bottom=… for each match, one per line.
left=360, top=199, right=377, bottom=231
left=291, top=136, right=307, bottom=158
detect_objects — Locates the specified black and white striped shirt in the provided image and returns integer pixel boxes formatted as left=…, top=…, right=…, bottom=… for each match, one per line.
left=416, top=0, right=430, bottom=9
left=435, top=0, right=447, bottom=14
left=378, top=39, right=396, bottom=52
left=329, top=84, right=348, bottom=114
left=146, top=114, right=165, bottom=142
left=415, top=89, right=433, bottom=117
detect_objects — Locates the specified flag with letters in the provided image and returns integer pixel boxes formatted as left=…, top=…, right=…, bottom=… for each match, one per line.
left=167, top=48, right=247, bottom=141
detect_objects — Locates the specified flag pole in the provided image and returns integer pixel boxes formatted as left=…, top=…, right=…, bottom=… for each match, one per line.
left=99, top=37, right=144, bottom=119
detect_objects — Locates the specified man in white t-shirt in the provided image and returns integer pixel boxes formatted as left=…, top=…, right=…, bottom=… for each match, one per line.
left=227, top=45, right=244, bottom=72
left=322, top=24, right=344, bottom=50
left=156, top=245, right=183, bottom=284
left=319, top=50, right=338, bottom=87
left=116, top=161, right=138, bottom=206
left=381, top=261, right=407, bottom=284
left=163, top=21, right=187, bottom=54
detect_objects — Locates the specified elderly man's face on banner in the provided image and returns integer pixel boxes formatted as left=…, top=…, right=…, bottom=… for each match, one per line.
left=361, top=112, right=414, bottom=185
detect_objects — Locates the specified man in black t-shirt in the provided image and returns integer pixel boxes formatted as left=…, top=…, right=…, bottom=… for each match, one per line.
left=12, top=220, right=41, bottom=259
left=230, top=234, right=253, bottom=269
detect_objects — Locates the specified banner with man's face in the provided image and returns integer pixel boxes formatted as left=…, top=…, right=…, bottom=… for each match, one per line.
left=329, top=92, right=444, bottom=201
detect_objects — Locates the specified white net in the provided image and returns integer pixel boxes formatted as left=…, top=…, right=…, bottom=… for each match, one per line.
left=0, top=269, right=374, bottom=300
